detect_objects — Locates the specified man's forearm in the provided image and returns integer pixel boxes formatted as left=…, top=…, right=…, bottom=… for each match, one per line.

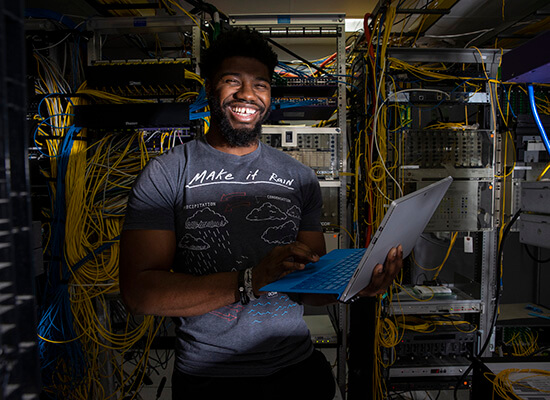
left=122, top=269, right=240, bottom=317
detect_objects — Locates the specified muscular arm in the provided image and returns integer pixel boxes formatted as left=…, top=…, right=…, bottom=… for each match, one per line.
left=119, top=229, right=240, bottom=317
left=119, top=229, right=322, bottom=317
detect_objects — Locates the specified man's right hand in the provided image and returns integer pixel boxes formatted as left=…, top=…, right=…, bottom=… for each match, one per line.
left=252, top=241, right=320, bottom=296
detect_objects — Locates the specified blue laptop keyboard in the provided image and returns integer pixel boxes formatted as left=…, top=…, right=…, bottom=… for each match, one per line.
left=290, top=250, right=365, bottom=291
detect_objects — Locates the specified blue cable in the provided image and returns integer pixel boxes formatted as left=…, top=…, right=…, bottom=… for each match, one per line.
left=38, top=125, right=87, bottom=393
left=25, top=9, right=79, bottom=30
left=33, top=114, right=76, bottom=159
left=190, top=111, right=210, bottom=120
left=37, top=94, right=74, bottom=119
left=277, top=62, right=309, bottom=77
left=189, top=86, right=209, bottom=120
left=71, top=236, right=120, bottom=273
left=36, top=111, right=75, bottom=129
left=271, top=98, right=324, bottom=110
left=528, top=84, right=550, bottom=155
left=501, top=84, right=517, bottom=119
left=328, top=79, right=359, bottom=91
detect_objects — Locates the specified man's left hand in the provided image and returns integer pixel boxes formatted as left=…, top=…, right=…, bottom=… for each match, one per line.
left=356, top=245, right=403, bottom=297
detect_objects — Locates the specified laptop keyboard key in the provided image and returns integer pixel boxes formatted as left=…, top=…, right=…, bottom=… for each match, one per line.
left=290, top=250, right=364, bottom=291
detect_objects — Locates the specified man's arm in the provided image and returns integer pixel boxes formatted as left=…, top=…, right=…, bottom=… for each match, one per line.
left=119, top=229, right=240, bottom=316
left=119, top=229, right=321, bottom=317
left=356, top=244, right=403, bottom=297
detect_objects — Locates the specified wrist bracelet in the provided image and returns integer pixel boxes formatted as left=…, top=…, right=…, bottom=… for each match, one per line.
left=237, top=269, right=249, bottom=305
left=244, top=267, right=258, bottom=301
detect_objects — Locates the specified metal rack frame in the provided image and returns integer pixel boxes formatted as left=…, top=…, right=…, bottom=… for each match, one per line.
left=86, top=15, right=201, bottom=67
left=381, top=48, right=503, bottom=396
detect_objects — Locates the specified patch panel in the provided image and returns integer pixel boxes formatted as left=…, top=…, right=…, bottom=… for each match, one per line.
left=403, top=129, right=492, bottom=169
left=261, top=126, right=340, bottom=178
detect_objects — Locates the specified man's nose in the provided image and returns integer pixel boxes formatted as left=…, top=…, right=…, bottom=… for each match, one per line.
left=234, top=81, right=256, bottom=101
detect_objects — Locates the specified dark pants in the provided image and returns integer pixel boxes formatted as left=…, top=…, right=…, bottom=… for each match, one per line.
left=172, top=349, right=337, bottom=400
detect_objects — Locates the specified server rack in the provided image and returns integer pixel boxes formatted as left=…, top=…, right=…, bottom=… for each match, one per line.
left=27, top=14, right=203, bottom=397
left=345, top=43, right=506, bottom=398
left=381, top=48, right=503, bottom=396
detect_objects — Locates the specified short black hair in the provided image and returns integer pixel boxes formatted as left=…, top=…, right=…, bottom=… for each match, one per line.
left=199, top=28, right=278, bottom=82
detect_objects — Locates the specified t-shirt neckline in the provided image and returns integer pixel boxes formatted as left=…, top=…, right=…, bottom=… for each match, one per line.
left=198, top=135, right=262, bottom=164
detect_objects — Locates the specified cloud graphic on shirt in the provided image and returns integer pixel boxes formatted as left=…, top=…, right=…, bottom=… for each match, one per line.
left=178, top=233, right=210, bottom=251
left=185, top=208, right=228, bottom=230
left=261, top=220, right=297, bottom=245
left=246, top=202, right=287, bottom=221
left=286, top=205, right=301, bottom=219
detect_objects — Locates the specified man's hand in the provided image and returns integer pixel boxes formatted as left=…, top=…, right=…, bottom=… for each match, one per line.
left=252, top=241, right=320, bottom=296
left=357, top=245, right=403, bottom=297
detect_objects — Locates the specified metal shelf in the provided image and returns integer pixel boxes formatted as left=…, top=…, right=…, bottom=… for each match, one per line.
left=388, top=287, right=482, bottom=315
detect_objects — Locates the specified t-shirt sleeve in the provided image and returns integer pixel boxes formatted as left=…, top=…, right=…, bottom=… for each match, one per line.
left=298, top=168, right=323, bottom=232
left=123, top=157, right=177, bottom=231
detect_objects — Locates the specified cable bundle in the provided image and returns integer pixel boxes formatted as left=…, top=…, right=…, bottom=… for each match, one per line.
left=502, top=327, right=539, bottom=357
left=32, top=47, right=186, bottom=398
left=488, top=368, right=550, bottom=400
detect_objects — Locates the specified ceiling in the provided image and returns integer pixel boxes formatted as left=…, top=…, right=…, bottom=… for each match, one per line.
left=24, top=0, right=550, bottom=49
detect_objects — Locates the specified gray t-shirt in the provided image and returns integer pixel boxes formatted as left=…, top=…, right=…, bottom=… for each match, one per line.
left=123, top=136, right=323, bottom=377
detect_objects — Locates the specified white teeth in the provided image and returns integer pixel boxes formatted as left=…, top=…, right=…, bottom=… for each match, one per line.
left=232, top=106, right=257, bottom=115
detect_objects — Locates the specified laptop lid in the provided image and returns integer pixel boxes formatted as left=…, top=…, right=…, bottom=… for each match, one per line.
left=339, top=176, right=453, bottom=302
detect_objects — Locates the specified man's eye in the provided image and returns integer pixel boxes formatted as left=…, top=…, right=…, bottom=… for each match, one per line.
left=225, top=79, right=239, bottom=84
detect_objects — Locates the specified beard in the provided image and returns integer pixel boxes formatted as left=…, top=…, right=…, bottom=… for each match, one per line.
left=208, top=96, right=270, bottom=147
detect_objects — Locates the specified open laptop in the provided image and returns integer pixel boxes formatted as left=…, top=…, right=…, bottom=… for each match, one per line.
left=261, top=176, right=453, bottom=303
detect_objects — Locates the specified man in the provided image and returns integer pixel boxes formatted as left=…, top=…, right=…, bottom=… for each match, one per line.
left=119, top=28, right=402, bottom=399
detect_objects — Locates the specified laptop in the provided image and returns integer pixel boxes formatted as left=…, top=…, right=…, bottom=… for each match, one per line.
left=261, top=176, right=453, bottom=303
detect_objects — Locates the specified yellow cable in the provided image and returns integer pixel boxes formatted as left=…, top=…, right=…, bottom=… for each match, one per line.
left=537, top=163, right=550, bottom=181
left=37, top=69, right=179, bottom=396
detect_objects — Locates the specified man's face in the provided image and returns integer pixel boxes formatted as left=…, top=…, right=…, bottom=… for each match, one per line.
left=208, top=56, right=272, bottom=147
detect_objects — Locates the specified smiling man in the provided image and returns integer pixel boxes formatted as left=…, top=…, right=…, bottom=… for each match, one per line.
left=206, top=56, right=270, bottom=148
left=119, top=28, right=402, bottom=400
left=203, top=36, right=272, bottom=151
